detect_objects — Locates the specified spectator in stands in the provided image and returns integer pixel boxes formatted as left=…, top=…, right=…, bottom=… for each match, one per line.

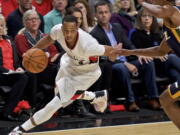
left=32, top=0, right=53, bottom=16
left=1, top=0, right=18, bottom=19
left=113, top=0, right=133, bottom=13
left=88, top=0, right=111, bottom=17
left=110, top=0, right=136, bottom=36
left=15, top=10, right=60, bottom=108
left=114, top=0, right=137, bottom=22
left=0, top=14, right=34, bottom=121
left=91, top=1, right=161, bottom=111
left=6, top=0, right=44, bottom=39
left=44, top=0, right=68, bottom=34
left=73, top=0, right=95, bottom=32
left=66, top=6, right=90, bottom=33
left=66, top=7, right=83, bottom=27
left=129, top=8, right=162, bottom=49
left=129, top=8, right=167, bottom=74
left=1, top=0, right=53, bottom=18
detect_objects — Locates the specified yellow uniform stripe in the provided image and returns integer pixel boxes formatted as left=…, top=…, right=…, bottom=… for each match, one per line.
left=164, top=24, right=180, bottom=43
left=168, top=88, right=180, bottom=99
left=171, top=29, right=180, bottom=43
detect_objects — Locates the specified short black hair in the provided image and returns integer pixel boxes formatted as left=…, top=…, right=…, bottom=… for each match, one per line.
left=62, top=15, right=78, bottom=24
left=94, top=1, right=112, bottom=13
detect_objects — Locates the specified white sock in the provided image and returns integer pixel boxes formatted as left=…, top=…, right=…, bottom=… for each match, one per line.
left=21, top=96, right=62, bottom=131
left=80, top=91, right=95, bottom=100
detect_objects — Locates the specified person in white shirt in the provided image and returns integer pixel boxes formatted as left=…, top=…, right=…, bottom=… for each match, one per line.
left=9, top=15, right=120, bottom=135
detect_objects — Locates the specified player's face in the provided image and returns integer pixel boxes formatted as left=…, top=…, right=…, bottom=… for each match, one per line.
left=62, top=22, right=78, bottom=44
left=95, top=5, right=111, bottom=25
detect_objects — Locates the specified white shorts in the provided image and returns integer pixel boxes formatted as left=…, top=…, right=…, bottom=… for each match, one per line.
left=54, top=54, right=101, bottom=105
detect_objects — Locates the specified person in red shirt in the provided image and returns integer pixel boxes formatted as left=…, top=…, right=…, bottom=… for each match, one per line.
left=1, top=0, right=18, bottom=19
left=32, top=0, right=53, bottom=16
left=0, top=14, right=35, bottom=121
left=15, top=9, right=62, bottom=107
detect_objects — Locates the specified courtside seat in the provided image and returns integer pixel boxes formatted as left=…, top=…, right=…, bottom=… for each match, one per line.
left=0, top=85, right=11, bottom=109
left=0, top=85, right=11, bottom=94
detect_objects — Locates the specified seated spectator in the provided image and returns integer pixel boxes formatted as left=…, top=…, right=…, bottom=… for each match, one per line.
left=73, top=0, right=95, bottom=32
left=66, top=7, right=85, bottom=31
left=129, top=8, right=167, bottom=108
left=110, top=0, right=137, bottom=36
left=15, top=10, right=60, bottom=108
left=129, top=8, right=162, bottom=48
left=128, top=8, right=167, bottom=74
left=1, top=0, right=18, bottom=19
left=6, top=0, right=44, bottom=39
left=44, top=0, right=68, bottom=34
left=113, top=0, right=137, bottom=16
left=32, top=0, right=53, bottom=16
left=0, top=14, right=35, bottom=121
left=91, top=1, right=161, bottom=111
left=88, top=0, right=112, bottom=17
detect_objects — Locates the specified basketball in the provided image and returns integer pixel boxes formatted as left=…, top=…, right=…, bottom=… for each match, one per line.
left=22, top=48, right=48, bottom=73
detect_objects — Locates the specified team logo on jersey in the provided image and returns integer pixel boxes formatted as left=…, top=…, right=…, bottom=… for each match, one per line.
left=170, top=26, right=180, bottom=43
left=79, top=60, right=86, bottom=65
left=89, top=56, right=98, bottom=63
left=164, top=31, right=170, bottom=41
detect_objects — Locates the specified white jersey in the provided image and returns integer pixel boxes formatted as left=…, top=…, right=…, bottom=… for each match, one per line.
left=50, top=24, right=105, bottom=104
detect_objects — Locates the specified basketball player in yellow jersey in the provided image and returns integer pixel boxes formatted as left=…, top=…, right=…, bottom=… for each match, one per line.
left=116, top=0, right=180, bottom=130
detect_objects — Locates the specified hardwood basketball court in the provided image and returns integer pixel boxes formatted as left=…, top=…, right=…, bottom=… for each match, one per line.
left=26, top=121, right=179, bottom=135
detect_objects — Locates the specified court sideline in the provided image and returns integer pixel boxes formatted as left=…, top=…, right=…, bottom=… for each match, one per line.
left=26, top=121, right=179, bottom=135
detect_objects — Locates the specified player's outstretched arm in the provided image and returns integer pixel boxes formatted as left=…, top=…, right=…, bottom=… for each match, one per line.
left=117, top=38, right=172, bottom=57
left=103, top=44, right=122, bottom=61
left=141, top=2, right=174, bottom=18
left=33, top=35, right=54, bottom=49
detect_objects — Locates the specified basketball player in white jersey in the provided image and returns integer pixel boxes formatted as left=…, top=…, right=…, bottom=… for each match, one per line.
left=9, top=15, right=120, bottom=135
